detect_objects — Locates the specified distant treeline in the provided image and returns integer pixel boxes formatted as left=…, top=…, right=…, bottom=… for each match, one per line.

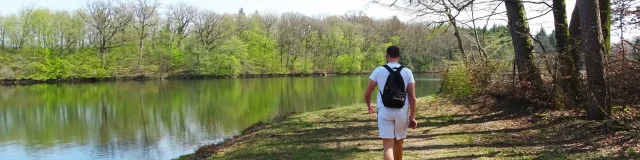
left=0, top=0, right=513, bottom=81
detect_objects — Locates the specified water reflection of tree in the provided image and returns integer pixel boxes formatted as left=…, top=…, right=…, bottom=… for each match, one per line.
left=0, top=75, right=441, bottom=156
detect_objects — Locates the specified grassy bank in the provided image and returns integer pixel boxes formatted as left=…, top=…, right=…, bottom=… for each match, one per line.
left=179, top=96, right=639, bottom=160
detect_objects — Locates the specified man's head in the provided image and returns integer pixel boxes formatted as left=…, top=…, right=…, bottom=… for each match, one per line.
left=386, top=46, right=400, bottom=62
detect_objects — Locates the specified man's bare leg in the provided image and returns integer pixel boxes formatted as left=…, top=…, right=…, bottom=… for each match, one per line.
left=383, top=138, right=395, bottom=160
left=393, top=139, right=404, bottom=160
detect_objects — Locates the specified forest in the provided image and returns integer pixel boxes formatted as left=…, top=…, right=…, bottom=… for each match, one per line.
left=0, top=0, right=520, bottom=81
left=0, top=0, right=638, bottom=119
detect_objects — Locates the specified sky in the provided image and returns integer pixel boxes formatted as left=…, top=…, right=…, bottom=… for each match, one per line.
left=1, top=0, right=625, bottom=42
left=0, top=0, right=402, bottom=18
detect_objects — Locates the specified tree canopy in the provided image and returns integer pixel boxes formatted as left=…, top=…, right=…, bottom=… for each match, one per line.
left=0, top=1, right=514, bottom=80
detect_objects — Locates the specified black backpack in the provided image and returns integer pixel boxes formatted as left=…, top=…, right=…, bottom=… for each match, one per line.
left=380, top=65, right=406, bottom=108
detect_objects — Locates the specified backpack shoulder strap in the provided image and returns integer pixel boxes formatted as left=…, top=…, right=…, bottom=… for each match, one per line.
left=396, top=66, right=404, bottom=73
left=382, top=65, right=394, bottom=73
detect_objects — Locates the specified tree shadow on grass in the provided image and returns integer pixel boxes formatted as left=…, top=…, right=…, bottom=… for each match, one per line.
left=422, top=152, right=502, bottom=160
left=218, top=110, right=532, bottom=159
left=419, top=111, right=525, bottom=128
left=412, top=113, right=637, bottom=159
left=213, top=99, right=637, bottom=160
left=266, top=122, right=379, bottom=146
left=221, top=146, right=377, bottom=160
left=215, top=119, right=382, bottom=159
left=220, top=111, right=531, bottom=159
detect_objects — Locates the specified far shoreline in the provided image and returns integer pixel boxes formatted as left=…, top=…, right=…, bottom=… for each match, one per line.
left=0, top=72, right=440, bottom=86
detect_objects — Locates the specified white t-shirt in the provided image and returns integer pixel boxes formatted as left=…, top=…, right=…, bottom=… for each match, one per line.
left=369, top=62, right=416, bottom=110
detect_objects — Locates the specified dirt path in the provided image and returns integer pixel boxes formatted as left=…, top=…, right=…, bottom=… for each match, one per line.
left=184, top=96, right=639, bottom=160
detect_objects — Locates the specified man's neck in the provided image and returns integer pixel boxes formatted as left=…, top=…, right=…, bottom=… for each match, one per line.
left=388, top=61, right=399, bottom=64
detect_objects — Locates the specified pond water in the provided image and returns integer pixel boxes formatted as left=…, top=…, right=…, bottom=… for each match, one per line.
left=0, top=74, right=441, bottom=160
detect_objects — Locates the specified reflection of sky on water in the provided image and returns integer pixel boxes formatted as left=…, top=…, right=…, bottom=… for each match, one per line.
left=0, top=134, right=218, bottom=160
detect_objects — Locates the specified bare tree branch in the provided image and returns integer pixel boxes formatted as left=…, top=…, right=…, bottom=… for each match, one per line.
left=527, top=8, right=553, bottom=20
left=391, top=0, right=399, bottom=6
left=522, top=0, right=552, bottom=8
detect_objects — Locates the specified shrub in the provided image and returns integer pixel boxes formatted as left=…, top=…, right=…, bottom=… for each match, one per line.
left=66, top=51, right=108, bottom=78
left=0, top=67, right=15, bottom=79
left=25, top=62, right=48, bottom=80
left=441, top=63, right=478, bottom=100
left=200, top=54, right=241, bottom=76
left=44, top=57, right=72, bottom=79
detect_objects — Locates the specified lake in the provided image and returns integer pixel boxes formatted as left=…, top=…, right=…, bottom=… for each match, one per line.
left=0, top=74, right=441, bottom=160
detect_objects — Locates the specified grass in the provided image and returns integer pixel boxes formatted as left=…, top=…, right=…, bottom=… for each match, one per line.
left=178, top=96, right=639, bottom=160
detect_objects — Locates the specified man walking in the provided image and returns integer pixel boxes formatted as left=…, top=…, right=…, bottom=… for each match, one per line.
left=364, top=46, right=417, bottom=160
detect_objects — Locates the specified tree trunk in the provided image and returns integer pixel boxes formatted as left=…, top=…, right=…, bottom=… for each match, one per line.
left=100, top=47, right=107, bottom=69
left=196, top=51, right=201, bottom=72
left=285, top=51, right=291, bottom=72
left=469, top=2, right=488, bottom=63
left=440, top=0, right=465, bottom=61
left=139, top=40, right=144, bottom=73
left=569, top=4, right=582, bottom=72
left=351, top=53, right=356, bottom=72
left=505, top=0, right=543, bottom=85
left=635, top=40, right=639, bottom=59
left=449, top=16, right=466, bottom=61
left=600, top=0, right=611, bottom=56
left=579, top=0, right=611, bottom=120
left=553, top=0, right=582, bottom=107
left=1, top=30, right=4, bottom=49
left=279, top=46, right=285, bottom=67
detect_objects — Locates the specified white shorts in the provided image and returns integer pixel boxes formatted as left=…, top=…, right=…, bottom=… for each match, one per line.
left=377, top=107, right=409, bottom=140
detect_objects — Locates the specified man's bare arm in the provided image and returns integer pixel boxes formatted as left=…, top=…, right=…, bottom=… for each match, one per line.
left=364, top=80, right=377, bottom=113
left=407, top=83, right=417, bottom=120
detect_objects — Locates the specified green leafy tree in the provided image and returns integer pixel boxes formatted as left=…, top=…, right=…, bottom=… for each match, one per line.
left=240, top=13, right=281, bottom=74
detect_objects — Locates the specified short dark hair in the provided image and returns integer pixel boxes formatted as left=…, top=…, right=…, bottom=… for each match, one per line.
left=386, top=46, right=400, bottom=58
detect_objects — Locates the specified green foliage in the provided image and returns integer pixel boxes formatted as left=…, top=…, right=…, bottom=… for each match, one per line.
left=43, top=57, right=72, bottom=79
left=441, top=63, right=478, bottom=100
left=200, top=54, right=242, bottom=76
left=0, top=5, right=515, bottom=81
left=293, top=59, right=314, bottom=74
left=25, top=62, right=48, bottom=80
left=15, top=49, right=72, bottom=80
left=169, top=49, right=186, bottom=70
left=66, top=51, right=108, bottom=78
left=241, top=17, right=281, bottom=74
left=335, top=55, right=352, bottom=73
